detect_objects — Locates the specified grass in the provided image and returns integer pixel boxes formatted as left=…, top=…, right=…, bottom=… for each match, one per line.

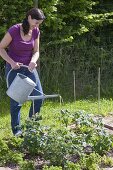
left=0, top=97, right=113, bottom=139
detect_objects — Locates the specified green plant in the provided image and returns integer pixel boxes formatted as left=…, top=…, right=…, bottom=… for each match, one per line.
left=71, top=110, right=113, bottom=155
left=9, top=152, right=23, bottom=164
left=6, top=136, right=23, bottom=150
left=101, top=155, right=113, bottom=167
left=0, top=139, right=10, bottom=166
left=80, top=153, right=101, bottom=170
left=64, top=161, right=81, bottom=170
left=92, top=132, right=113, bottom=155
left=43, top=165, right=62, bottom=170
left=20, top=160, right=35, bottom=170
left=0, top=138, right=23, bottom=166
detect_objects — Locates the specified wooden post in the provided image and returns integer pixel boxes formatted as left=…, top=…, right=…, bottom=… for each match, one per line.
left=34, top=0, right=41, bottom=75
left=33, top=100, right=35, bottom=115
left=73, top=70, right=76, bottom=101
left=34, top=0, right=38, bottom=7
left=98, top=67, right=100, bottom=114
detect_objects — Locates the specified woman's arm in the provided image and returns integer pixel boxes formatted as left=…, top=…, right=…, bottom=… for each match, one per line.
left=28, top=35, right=40, bottom=71
left=0, top=32, right=23, bottom=69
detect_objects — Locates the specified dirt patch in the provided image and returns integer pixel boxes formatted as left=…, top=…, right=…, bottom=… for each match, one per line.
left=0, top=168, right=14, bottom=170
left=103, top=168, right=113, bottom=170
left=102, top=116, right=113, bottom=135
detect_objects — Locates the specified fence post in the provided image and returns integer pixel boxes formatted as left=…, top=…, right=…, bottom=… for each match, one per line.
left=98, top=67, right=101, bottom=114
left=73, top=70, right=76, bottom=102
left=34, top=0, right=38, bottom=8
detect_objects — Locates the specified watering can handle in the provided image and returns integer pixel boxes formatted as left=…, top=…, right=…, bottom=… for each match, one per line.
left=6, top=65, right=29, bottom=88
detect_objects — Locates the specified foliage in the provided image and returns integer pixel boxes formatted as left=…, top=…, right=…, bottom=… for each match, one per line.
left=22, top=117, right=76, bottom=166
left=101, top=155, right=113, bottom=167
left=0, top=0, right=33, bottom=38
left=71, top=110, right=113, bottom=155
left=21, top=110, right=113, bottom=167
left=64, top=161, right=81, bottom=170
left=43, top=165, right=62, bottom=170
left=80, top=152, right=101, bottom=170
left=20, top=160, right=35, bottom=170
left=38, top=0, right=113, bottom=43
left=1, top=0, right=113, bottom=41
left=0, top=138, right=23, bottom=166
left=0, top=104, right=113, bottom=169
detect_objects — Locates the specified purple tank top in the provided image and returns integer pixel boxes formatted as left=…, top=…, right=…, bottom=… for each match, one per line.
left=7, top=24, right=40, bottom=65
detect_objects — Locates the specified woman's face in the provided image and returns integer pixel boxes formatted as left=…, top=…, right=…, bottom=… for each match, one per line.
left=28, top=15, right=43, bottom=29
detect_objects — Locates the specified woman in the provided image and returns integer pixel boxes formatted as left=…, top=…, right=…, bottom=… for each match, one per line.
left=0, top=8, right=45, bottom=136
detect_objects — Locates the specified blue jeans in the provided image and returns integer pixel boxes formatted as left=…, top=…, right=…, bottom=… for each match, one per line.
left=5, top=64, right=43, bottom=135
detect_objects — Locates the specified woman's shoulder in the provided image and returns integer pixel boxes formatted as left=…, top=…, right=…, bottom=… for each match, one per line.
left=9, top=24, right=21, bottom=31
left=8, top=24, right=20, bottom=37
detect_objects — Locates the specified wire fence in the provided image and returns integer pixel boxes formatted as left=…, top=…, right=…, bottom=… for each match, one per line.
left=39, top=29, right=113, bottom=101
left=1, top=17, right=113, bottom=102
left=0, top=45, right=113, bottom=102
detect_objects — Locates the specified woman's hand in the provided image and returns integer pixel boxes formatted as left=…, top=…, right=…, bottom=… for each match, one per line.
left=10, top=61, right=23, bottom=69
left=28, top=62, right=37, bottom=72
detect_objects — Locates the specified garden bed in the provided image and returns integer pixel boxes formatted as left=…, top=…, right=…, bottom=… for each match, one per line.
left=1, top=110, right=113, bottom=170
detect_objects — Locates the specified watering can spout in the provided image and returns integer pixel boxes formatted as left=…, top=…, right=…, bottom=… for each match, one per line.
left=28, top=94, right=60, bottom=100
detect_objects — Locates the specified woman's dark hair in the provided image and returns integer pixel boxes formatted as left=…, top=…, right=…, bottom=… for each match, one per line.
left=22, top=8, right=45, bottom=35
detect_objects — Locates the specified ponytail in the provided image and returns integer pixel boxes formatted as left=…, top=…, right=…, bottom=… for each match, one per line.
left=22, top=18, right=30, bottom=35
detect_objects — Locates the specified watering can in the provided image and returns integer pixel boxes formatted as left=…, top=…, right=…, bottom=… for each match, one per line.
left=6, top=65, right=60, bottom=105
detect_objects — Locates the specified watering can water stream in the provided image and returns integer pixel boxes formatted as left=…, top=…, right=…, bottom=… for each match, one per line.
left=6, top=65, right=60, bottom=105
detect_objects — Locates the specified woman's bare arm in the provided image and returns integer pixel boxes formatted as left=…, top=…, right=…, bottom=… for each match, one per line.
left=28, top=35, right=40, bottom=71
left=0, top=32, right=23, bottom=69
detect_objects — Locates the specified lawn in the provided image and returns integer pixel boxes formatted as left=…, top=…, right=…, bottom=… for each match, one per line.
left=0, top=97, right=113, bottom=138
